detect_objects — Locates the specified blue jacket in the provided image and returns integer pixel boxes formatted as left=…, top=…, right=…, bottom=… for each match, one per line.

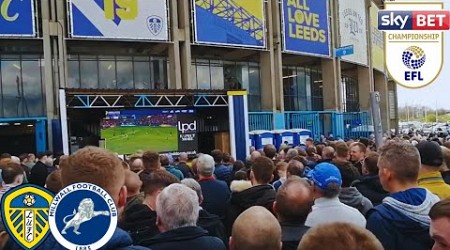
left=366, top=188, right=439, bottom=250
left=164, top=165, right=184, bottom=180
left=214, top=164, right=232, bottom=183
left=198, top=178, right=230, bottom=218
left=6, top=228, right=150, bottom=250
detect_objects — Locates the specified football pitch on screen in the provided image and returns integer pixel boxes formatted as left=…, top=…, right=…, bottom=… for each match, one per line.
left=101, top=126, right=178, bottom=154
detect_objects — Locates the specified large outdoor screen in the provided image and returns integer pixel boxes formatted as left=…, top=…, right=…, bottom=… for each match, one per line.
left=100, top=109, right=197, bottom=155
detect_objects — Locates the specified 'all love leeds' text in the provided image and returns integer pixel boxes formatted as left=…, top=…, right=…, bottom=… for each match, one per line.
left=286, top=0, right=326, bottom=43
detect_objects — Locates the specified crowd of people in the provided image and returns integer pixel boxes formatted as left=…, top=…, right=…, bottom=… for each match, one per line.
left=1, top=135, right=450, bottom=249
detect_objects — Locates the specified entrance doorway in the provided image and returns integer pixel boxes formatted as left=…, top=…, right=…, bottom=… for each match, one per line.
left=0, top=118, right=46, bottom=155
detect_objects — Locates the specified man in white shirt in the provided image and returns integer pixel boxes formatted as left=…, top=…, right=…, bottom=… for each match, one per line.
left=305, top=162, right=366, bottom=228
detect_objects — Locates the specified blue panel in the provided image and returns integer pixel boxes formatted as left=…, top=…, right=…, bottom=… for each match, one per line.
left=233, top=96, right=246, bottom=161
left=274, top=113, right=285, bottom=130
left=35, top=119, right=47, bottom=153
left=332, top=113, right=345, bottom=139
left=335, top=45, right=354, bottom=57
left=71, top=4, right=103, bottom=37
left=0, top=0, right=35, bottom=36
left=52, top=119, right=63, bottom=155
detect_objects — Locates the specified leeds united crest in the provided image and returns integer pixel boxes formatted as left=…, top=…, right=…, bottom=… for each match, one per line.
left=0, top=184, right=54, bottom=249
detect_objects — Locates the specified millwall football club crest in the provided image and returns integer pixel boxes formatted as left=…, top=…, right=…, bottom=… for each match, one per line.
left=48, top=182, right=117, bottom=250
left=0, top=184, right=54, bottom=249
left=379, top=2, right=449, bottom=88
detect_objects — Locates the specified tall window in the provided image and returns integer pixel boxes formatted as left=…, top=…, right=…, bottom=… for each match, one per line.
left=283, top=65, right=323, bottom=111
left=68, top=55, right=169, bottom=89
left=341, top=75, right=359, bottom=112
left=191, top=59, right=262, bottom=111
left=0, top=55, right=45, bottom=118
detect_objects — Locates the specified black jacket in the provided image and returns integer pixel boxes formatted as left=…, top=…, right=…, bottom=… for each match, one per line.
left=198, top=209, right=228, bottom=247
left=225, top=184, right=276, bottom=235
left=141, top=226, right=226, bottom=250
left=120, top=204, right=159, bottom=244
left=281, top=223, right=310, bottom=250
left=29, top=161, right=48, bottom=187
left=176, top=162, right=194, bottom=178
left=352, top=175, right=389, bottom=206
left=442, top=170, right=450, bottom=185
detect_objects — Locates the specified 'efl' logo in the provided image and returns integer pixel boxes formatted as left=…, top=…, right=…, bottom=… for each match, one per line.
left=378, top=10, right=450, bottom=30
left=382, top=2, right=446, bottom=89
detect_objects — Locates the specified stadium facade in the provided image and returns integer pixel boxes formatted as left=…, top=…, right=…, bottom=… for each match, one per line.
left=0, top=0, right=398, bottom=155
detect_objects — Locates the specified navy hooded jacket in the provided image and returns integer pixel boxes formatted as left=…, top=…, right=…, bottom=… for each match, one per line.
left=140, top=226, right=226, bottom=250
left=366, top=188, right=439, bottom=250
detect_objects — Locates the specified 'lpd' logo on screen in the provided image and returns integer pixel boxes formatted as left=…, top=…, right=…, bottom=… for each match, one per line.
left=378, top=3, right=449, bottom=88
left=178, top=121, right=196, bottom=133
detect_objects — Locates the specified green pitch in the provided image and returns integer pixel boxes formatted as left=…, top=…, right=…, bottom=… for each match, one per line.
left=101, top=126, right=178, bottom=154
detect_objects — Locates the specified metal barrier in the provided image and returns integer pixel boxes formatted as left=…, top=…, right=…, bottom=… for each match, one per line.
left=249, top=111, right=372, bottom=141
left=248, top=112, right=274, bottom=131
left=285, top=112, right=322, bottom=140
left=342, top=112, right=373, bottom=139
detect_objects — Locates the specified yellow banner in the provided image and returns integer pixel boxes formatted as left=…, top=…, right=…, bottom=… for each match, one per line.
left=371, top=2, right=384, bottom=72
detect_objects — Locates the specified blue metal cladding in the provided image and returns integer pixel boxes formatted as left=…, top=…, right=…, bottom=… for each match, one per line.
left=35, top=119, right=47, bottom=153
left=52, top=119, right=63, bottom=154
left=233, top=95, right=246, bottom=161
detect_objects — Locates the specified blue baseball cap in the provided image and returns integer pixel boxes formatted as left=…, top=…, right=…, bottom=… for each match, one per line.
left=306, top=162, right=342, bottom=190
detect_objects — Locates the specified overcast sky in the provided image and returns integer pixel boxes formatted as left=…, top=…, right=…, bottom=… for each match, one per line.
left=396, top=0, right=450, bottom=109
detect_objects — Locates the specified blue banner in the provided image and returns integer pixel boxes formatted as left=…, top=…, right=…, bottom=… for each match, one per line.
left=193, top=0, right=266, bottom=48
left=282, top=0, right=330, bottom=56
left=0, top=0, right=35, bottom=36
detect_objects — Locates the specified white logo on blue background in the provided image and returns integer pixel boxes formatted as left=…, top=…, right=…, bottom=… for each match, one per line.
left=147, top=15, right=163, bottom=36
left=48, top=183, right=117, bottom=249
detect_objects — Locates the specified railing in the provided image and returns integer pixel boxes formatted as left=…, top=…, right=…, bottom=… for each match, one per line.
left=248, top=112, right=273, bottom=131
left=342, top=112, right=373, bottom=139
left=248, top=111, right=373, bottom=141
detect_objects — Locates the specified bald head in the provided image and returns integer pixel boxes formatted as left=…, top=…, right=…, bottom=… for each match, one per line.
left=179, top=153, right=188, bottom=162
left=274, top=176, right=313, bottom=224
left=251, top=151, right=262, bottom=162
left=231, top=206, right=282, bottom=250
left=322, top=146, right=335, bottom=160
left=125, top=170, right=142, bottom=198
left=130, top=158, right=144, bottom=173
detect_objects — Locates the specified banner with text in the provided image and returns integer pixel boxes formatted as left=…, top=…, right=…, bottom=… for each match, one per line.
left=0, top=0, right=35, bottom=37
left=69, top=0, right=168, bottom=40
left=282, top=0, right=330, bottom=56
left=193, top=0, right=266, bottom=48
left=339, top=0, right=368, bottom=65
left=370, top=2, right=384, bottom=72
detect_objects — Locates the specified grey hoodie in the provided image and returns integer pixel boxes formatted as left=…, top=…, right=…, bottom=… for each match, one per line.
left=339, top=187, right=373, bottom=215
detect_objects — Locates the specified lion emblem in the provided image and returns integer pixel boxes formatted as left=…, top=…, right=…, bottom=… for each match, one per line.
left=61, top=198, right=110, bottom=235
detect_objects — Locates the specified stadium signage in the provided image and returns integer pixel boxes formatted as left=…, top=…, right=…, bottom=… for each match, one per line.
left=192, top=0, right=266, bottom=48
left=0, top=0, right=36, bottom=37
left=282, top=0, right=330, bottom=56
left=338, top=0, right=368, bottom=65
left=178, top=121, right=197, bottom=134
left=381, top=2, right=447, bottom=88
left=68, top=0, right=168, bottom=40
